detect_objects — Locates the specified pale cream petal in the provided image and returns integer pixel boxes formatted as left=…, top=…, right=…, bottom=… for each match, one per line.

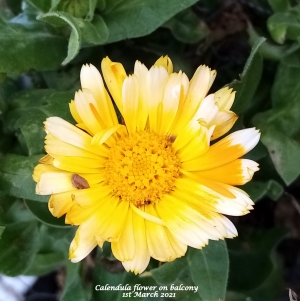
left=155, top=196, right=210, bottom=248
left=171, top=189, right=231, bottom=239
left=215, top=87, right=235, bottom=111
left=122, top=211, right=150, bottom=275
left=45, top=134, right=104, bottom=159
left=146, top=66, right=169, bottom=132
left=218, top=215, right=238, bottom=238
left=122, top=75, right=139, bottom=135
left=101, top=57, right=127, bottom=114
left=134, top=61, right=149, bottom=131
left=44, top=117, right=109, bottom=157
left=36, top=171, right=105, bottom=195
left=36, top=172, right=76, bottom=195
left=69, top=217, right=98, bottom=263
left=80, top=64, right=118, bottom=126
left=159, top=72, right=189, bottom=135
left=192, top=94, right=219, bottom=125
left=33, top=163, right=60, bottom=182
left=176, top=176, right=251, bottom=216
left=182, top=128, right=261, bottom=171
left=111, top=208, right=135, bottom=261
left=172, top=65, right=216, bottom=133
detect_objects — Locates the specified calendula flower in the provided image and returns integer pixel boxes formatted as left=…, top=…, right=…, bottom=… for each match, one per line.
left=33, top=56, right=260, bottom=274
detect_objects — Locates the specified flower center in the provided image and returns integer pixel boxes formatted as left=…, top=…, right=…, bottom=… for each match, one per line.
left=104, top=131, right=181, bottom=207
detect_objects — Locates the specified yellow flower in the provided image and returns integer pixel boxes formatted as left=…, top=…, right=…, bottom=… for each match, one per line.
left=33, top=56, right=260, bottom=274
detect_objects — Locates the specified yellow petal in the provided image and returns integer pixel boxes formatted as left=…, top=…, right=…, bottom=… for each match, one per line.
left=45, top=117, right=109, bottom=157
left=80, top=64, right=118, bottom=127
left=96, top=199, right=129, bottom=242
left=145, top=204, right=186, bottom=261
left=33, top=163, right=60, bottom=182
left=210, top=111, right=238, bottom=140
left=69, top=217, right=98, bottom=263
left=45, top=134, right=104, bottom=159
left=122, top=210, right=150, bottom=275
left=194, top=159, right=259, bottom=185
left=122, top=75, right=139, bottom=135
left=92, top=124, right=127, bottom=146
left=156, top=196, right=211, bottom=248
left=74, top=89, right=104, bottom=135
left=178, top=122, right=210, bottom=162
left=154, top=55, right=173, bottom=74
left=192, top=94, right=219, bottom=125
left=48, top=192, right=74, bottom=218
left=36, top=171, right=105, bottom=195
left=101, top=57, right=127, bottom=114
left=111, top=208, right=136, bottom=261
left=134, top=61, right=149, bottom=131
left=69, top=100, right=83, bottom=124
left=215, top=87, right=235, bottom=111
left=159, top=71, right=189, bottom=135
left=182, top=128, right=260, bottom=171
left=172, top=65, right=216, bottom=133
left=146, top=66, right=169, bottom=132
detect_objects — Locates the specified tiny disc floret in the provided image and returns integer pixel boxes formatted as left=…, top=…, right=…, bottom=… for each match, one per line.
left=104, top=131, right=181, bottom=207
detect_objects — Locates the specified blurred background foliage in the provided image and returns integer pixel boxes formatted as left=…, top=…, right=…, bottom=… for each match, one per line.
left=0, top=0, right=300, bottom=300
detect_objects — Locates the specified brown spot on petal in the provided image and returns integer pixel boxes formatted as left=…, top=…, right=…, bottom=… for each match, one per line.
left=169, top=135, right=177, bottom=143
left=71, top=174, right=90, bottom=189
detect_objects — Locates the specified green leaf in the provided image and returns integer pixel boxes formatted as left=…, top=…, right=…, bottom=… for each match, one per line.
left=38, top=11, right=82, bottom=65
left=87, top=0, right=98, bottom=21
left=247, top=24, right=288, bottom=61
left=25, top=0, right=52, bottom=12
left=230, top=37, right=265, bottom=114
left=187, top=241, right=229, bottom=301
left=0, top=221, right=40, bottom=276
left=4, top=89, right=73, bottom=155
left=164, top=9, right=208, bottom=44
left=0, top=14, right=67, bottom=73
left=38, top=224, right=75, bottom=253
left=0, top=226, right=5, bottom=238
left=260, top=129, right=300, bottom=185
left=0, top=154, right=48, bottom=202
left=152, top=257, right=187, bottom=285
left=24, top=252, right=66, bottom=275
left=243, top=180, right=284, bottom=202
left=253, top=63, right=300, bottom=185
left=243, top=254, right=284, bottom=301
left=55, top=0, right=91, bottom=18
left=25, top=199, right=71, bottom=227
left=61, top=261, right=89, bottom=301
left=267, top=10, right=300, bottom=44
left=267, top=0, right=290, bottom=13
left=77, top=15, right=109, bottom=45
left=103, top=0, right=199, bottom=43
left=227, top=228, right=286, bottom=291
left=0, top=78, right=18, bottom=116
